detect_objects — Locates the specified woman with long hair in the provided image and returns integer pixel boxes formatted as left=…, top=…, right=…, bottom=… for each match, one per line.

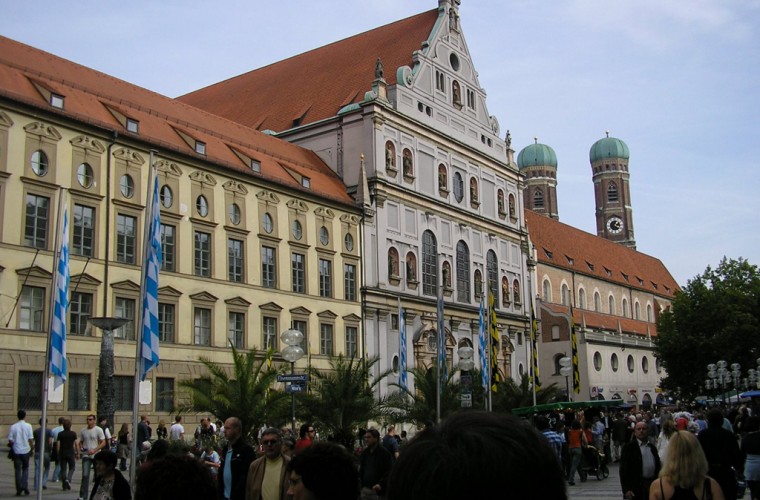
left=649, top=431, right=724, bottom=500
left=657, top=418, right=677, bottom=463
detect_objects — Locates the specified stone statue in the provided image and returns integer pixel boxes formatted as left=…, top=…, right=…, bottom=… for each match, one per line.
left=498, top=193, right=505, bottom=213
left=438, top=168, right=447, bottom=190
left=389, top=252, right=396, bottom=277
left=442, top=264, right=451, bottom=287
left=385, top=142, right=394, bottom=169
left=505, top=130, right=512, bottom=149
left=406, top=258, right=415, bottom=280
left=452, top=81, right=462, bottom=108
left=375, top=57, right=384, bottom=80
left=403, top=150, right=413, bottom=176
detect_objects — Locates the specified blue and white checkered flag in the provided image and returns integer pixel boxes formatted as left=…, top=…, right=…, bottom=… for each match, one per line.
left=140, top=175, right=162, bottom=381
left=50, top=204, right=69, bottom=389
left=478, top=296, right=487, bottom=392
left=399, top=305, right=407, bottom=391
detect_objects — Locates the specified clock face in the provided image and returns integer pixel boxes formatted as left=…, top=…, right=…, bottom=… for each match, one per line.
left=606, top=217, right=623, bottom=234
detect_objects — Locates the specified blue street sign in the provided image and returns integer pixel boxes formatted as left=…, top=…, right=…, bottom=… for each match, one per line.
left=277, top=373, right=309, bottom=383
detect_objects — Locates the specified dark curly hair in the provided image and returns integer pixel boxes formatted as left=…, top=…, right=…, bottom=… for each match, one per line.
left=135, top=454, right=216, bottom=500
left=287, top=442, right=359, bottom=500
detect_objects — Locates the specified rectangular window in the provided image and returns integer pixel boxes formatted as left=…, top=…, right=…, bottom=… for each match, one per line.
left=113, top=376, right=134, bottom=411
left=114, top=297, right=136, bottom=340
left=69, top=292, right=93, bottom=336
left=156, top=378, right=174, bottom=412
left=194, top=231, right=211, bottom=277
left=320, top=323, right=334, bottom=356
left=291, top=320, right=307, bottom=349
left=67, top=373, right=90, bottom=411
left=346, top=326, right=358, bottom=358
left=263, top=316, right=277, bottom=350
left=19, top=285, right=45, bottom=331
left=158, top=303, right=175, bottom=343
left=228, top=311, right=245, bottom=349
left=261, top=246, right=276, bottom=288
left=228, top=238, right=244, bottom=282
left=18, top=371, right=42, bottom=410
left=72, top=204, right=95, bottom=257
left=160, top=224, right=176, bottom=272
left=466, top=89, right=476, bottom=110
left=195, top=141, right=206, bottom=155
left=126, top=118, right=139, bottom=134
left=319, top=259, right=332, bottom=298
left=25, top=194, right=49, bottom=249
left=50, top=94, right=65, bottom=109
left=435, top=70, right=445, bottom=92
left=344, top=263, right=356, bottom=301
left=116, top=214, right=137, bottom=264
left=194, top=307, right=211, bottom=346
left=291, top=253, right=305, bottom=293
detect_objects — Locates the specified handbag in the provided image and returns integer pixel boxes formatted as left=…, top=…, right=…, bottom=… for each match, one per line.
left=7, top=448, right=15, bottom=460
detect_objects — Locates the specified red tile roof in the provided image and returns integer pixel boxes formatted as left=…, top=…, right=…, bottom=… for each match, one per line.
left=178, top=9, right=440, bottom=133
left=0, top=36, right=354, bottom=206
left=543, top=302, right=659, bottom=337
left=526, top=210, right=679, bottom=297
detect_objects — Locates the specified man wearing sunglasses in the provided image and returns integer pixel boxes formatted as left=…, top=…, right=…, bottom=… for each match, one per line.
left=245, top=428, right=290, bottom=500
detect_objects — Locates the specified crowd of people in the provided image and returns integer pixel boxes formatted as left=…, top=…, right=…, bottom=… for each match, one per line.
left=6, top=402, right=759, bottom=499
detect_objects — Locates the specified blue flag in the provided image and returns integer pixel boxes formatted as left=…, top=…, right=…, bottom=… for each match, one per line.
left=399, top=304, right=407, bottom=391
left=478, top=296, right=487, bottom=392
left=437, top=285, right=447, bottom=387
left=50, top=204, right=69, bottom=389
left=140, top=175, right=162, bottom=381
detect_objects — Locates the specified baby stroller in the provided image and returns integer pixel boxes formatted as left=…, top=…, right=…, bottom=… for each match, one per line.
left=579, top=445, right=609, bottom=481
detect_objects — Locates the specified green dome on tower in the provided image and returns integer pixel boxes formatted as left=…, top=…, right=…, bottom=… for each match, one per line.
left=589, top=133, right=629, bottom=163
left=517, top=141, right=557, bottom=169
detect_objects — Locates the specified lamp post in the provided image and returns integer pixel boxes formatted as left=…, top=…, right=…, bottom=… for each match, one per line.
left=89, top=316, right=130, bottom=434
left=559, top=355, right=572, bottom=402
left=280, top=329, right=305, bottom=434
left=458, top=345, right=474, bottom=408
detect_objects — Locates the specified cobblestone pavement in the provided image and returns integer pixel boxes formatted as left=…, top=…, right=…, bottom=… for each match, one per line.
left=567, top=460, right=623, bottom=500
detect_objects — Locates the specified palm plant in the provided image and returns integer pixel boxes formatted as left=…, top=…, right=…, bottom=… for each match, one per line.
left=382, top=362, right=463, bottom=427
left=492, top=373, right=562, bottom=413
left=299, top=355, right=390, bottom=450
left=178, top=345, right=288, bottom=442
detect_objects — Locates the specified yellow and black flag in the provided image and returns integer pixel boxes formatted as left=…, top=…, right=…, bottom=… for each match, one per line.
left=489, top=292, right=500, bottom=392
left=570, top=316, right=580, bottom=394
left=530, top=304, right=541, bottom=390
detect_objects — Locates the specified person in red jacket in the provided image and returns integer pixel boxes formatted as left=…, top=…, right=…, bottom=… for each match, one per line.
left=293, top=423, right=314, bottom=456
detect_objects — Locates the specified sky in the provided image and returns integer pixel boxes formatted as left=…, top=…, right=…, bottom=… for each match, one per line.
left=2, top=0, right=758, bottom=286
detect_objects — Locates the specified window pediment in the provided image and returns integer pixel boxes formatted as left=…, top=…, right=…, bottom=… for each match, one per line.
left=16, top=265, right=52, bottom=280
left=70, top=135, right=105, bottom=154
left=189, top=291, right=219, bottom=302
left=222, top=180, right=248, bottom=195
left=259, top=301, right=283, bottom=312
left=71, top=273, right=102, bottom=287
left=111, top=280, right=140, bottom=292
left=317, top=310, right=338, bottom=320
left=157, top=286, right=182, bottom=298
left=290, top=306, right=312, bottom=316
left=24, top=121, right=62, bottom=141
left=225, top=296, right=252, bottom=307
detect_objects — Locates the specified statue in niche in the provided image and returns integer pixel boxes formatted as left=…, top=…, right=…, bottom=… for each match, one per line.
left=438, top=167, right=447, bottom=191
left=452, top=81, right=462, bottom=109
left=508, top=195, right=516, bottom=217
left=406, top=257, right=415, bottom=281
left=470, top=179, right=478, bottom=202
left=385, top=142, right=395, bottom=169
left=375, top=58, right=384, bottom=80
left=502, top=279, right=510, bottom=305
left=402, top=150, right=413, bottom=177
left=498, top=192, right=505, bottom=214
left=474, top=272, right=483, bottom=297
left=513, top=281, right=521, bottom=303
left=442, top=262, right=451, bottom=288
left=388, top=251, right=397, bottom=277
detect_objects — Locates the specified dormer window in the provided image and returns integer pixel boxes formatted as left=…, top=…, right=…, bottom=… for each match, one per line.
left=50, top=94, right=64, bottom=109
left=126, top=118, right=139, bottom=134
left=251, top=159, right=261, bottom=173
left=195, top=141, right=206, bottom=155
left=301, top=177, right=310, bottom=189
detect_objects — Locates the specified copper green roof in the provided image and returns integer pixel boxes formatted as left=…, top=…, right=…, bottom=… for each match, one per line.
left=589, top=135, right=629, bottom=163
left=517, top=142, right=558, bottom=169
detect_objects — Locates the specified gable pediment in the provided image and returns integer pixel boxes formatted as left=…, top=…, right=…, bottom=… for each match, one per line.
left=155, top=159, right=183, bottom=177
left=260, top=302, right=283, bottom=312
left=289, top=306, right=312, bottom=316
left=157, top=286, right=182, bottom=298
left=225, top=296, right=252, bottom=307
left=189, top=291, right=218, bottom=302
left=111, top=280, right=140, bottom=292
left=342, top=313, right=361, bottom=322
left=317, top=310, right=337, bottom=320
left=16, top=265, right=52, bottom=279
left=71, top=273, right=102, bottom=287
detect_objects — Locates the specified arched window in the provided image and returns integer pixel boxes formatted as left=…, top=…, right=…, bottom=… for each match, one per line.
left=607, top=182, right=618, bottom=202
left=456, top=241, right=470, bottom=302
left=634, top=301, right=641, bottom=320
left=542, top=279, right=551, bottom=302
left=622, top=298, right=629, bottom=317
left=578, top=288, right=586, bottom=309
left=594, top=292, right=601, bottom=312
left=561, top=284, right=570, bottom=306
left=487, top=250, right=498, bottom=306
left=646, top=303, right=653, bottom=322
left=609, top=295, right=616, bottom=315
left=512, top=279, right=521, bottom=304
left=533, top=188, right=544, bottom=208
left=387, top=247, right=400, bottom=277
left=422, top=230, right=438, bottom=296
left=453, top=172, right=464, bottom=202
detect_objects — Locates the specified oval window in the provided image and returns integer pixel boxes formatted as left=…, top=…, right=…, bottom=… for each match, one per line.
left=262, top=213, right=273, bottom=234
left=229, top=203, right=241, bottom=225
left=627, top=355, right=635, bottom=373
left=160, top=185, right=173, bottom=208
left=196, top=195, right=208, bottom=217
left=344, top=233, right=354, bottom=251
left=319, top=226, right=329, bottom=245
left=611, top=353, right=619, bottom=372
left=120, top=174, right=134, bottom=198
left=593, top=352, right=602, bottom=372
left=77, top=163, right=93, bottom=188
left=31, top=150, right=48, bottom=176
left=292, top=220, right=302, bottom=240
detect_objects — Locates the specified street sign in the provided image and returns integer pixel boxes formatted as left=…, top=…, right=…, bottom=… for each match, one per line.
left=277, top=373, right=309, bottom=383
left=287, top=383, right=306, bottom=393
left=460, top=393, right=472, bottom=408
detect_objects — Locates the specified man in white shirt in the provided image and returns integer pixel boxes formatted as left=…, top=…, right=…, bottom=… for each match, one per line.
left=8, top=409, right=34, bottom=496
left=169, top=415, right=185, bottom=441
left=78, top=414, right=106, bottom=500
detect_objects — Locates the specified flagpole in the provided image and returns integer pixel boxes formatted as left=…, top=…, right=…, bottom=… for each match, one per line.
left=36, top=187, right=66, bottom=500
left=436, top=283, right=441, bottom=424
left=486, top=291, right=492, bottom=412
left=130, top=151, right=158, bottom=487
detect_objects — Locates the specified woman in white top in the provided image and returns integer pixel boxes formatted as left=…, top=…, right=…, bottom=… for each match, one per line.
left=657, top=418, right=677, bottom=464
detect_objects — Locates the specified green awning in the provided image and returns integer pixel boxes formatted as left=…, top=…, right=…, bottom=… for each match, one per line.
left=511, top=399, right=624, bottom=416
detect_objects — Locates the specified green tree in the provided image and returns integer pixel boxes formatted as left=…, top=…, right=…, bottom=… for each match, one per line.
left=299, top=355, right=390, bottom=450
left=655, top=257, right=760, bottom=401
left=178, top=345, right=288, bottom=442
left=492, top=373, right=563, bottom=413
left=382, top=363, right=467, bottom=427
